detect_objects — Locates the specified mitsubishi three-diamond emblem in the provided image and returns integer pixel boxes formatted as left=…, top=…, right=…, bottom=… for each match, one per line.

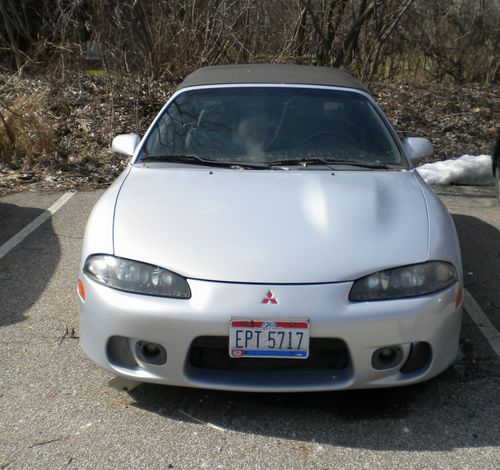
left=261, top=290, right=278, bottom=304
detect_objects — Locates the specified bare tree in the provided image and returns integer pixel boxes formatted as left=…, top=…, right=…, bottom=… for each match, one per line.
left=0, top=0, right=498, bottom=83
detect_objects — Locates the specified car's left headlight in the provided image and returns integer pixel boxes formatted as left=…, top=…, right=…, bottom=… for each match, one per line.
left=83, top=254, right=191, bottom=299
left=349, top=261, right=458, bottom=301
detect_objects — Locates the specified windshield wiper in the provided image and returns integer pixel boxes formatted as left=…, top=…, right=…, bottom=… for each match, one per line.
left=266, top=157, right=337, bottom=169
left=322, top=159, right=393, bottom=169
left=139, top=154, right=267, bottom=169
left=266, top=157, right=392, bottom=170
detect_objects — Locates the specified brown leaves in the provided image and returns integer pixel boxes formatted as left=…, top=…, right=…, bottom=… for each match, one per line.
left=0, top=71, right=174, bottom=195
left=370, top=81, right=499, bottom=162
left=0, top=72, right=497, bottom=196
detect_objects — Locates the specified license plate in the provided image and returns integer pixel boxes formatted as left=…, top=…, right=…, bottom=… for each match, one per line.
left=229, top=319, right=309, bottom=359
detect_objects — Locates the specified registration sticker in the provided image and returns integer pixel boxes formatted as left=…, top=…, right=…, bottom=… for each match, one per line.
left=229, top=319, right=310, bottom=359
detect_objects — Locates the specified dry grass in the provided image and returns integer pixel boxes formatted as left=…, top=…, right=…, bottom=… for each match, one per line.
left=0, top=71, right=496, bottom=197
left=0, top=90, right=55, bottom=168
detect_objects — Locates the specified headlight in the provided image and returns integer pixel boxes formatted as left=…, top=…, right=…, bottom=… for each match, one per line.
left=83, top=255, right=191, bottom=299
left=349, top=261, right=458, bottom=301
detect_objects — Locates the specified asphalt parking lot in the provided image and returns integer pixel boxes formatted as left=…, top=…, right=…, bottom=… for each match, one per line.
left=1, top=186, right=499, bottom=469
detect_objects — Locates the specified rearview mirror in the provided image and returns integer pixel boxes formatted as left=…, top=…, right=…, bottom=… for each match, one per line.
left=111, top=133, right=141, bottom=157
left=402, top=137, right=433, bottom=162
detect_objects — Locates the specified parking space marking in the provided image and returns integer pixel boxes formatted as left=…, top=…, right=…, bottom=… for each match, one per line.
left=0, top=191, right=76, bottom=261
left=465, top=288, right=500, bottom=359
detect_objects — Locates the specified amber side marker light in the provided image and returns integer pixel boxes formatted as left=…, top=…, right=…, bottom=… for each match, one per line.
left=77, top=279, right=86, bottom=301
left=455, top=286, right=464, bottom=308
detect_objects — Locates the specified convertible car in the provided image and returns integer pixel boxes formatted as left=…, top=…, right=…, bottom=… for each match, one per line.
left=78, top=64, right=463, bottom=392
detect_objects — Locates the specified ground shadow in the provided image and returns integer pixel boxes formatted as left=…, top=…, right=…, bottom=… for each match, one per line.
left=126, top=354, right=499, bottom=451
left=0, top=202, right=60, bottom=326
left=452, top=213, right=500, bottom=329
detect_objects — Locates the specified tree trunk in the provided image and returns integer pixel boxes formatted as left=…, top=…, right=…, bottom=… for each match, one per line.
left=0, top=0, right=23, bottom=74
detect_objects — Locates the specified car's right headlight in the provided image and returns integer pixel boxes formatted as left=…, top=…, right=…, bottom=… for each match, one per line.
left=83, top=254, right=191, bottom=299
left=349, top=261, right=458, bottom=301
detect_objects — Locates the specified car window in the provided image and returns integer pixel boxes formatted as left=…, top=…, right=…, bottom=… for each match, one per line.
left=139, top=87, right=402, bottom=165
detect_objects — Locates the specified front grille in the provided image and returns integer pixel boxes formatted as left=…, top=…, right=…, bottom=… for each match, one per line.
left=188, top=336, right=349, bottom=372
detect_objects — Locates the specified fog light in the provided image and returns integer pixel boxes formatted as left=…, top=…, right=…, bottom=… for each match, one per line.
left=135, top=341, right=167, bottom=365
left=379, top=348, right=397, bottom=362
left=143, top=344, right=159, bottom=357
left=372, top=346, right=403, bottom=370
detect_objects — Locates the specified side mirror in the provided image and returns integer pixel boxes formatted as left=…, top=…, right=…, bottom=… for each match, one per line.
left=111, top=133, right=141, bottom=157
left=402, top=137, right=433, bottom=162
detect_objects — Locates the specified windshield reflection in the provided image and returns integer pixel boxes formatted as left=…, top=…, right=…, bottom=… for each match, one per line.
left=140, top=87, right=402, bottom=166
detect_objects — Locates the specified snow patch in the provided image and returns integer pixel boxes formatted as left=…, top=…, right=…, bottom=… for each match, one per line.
left=417, top=154, right=494, bottom=186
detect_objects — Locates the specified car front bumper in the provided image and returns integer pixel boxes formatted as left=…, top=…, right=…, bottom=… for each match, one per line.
left=78, top=276, right=463, bottom=392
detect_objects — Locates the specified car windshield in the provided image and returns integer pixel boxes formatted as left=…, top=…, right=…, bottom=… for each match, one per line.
left=138, top=87, right=403, bottom=167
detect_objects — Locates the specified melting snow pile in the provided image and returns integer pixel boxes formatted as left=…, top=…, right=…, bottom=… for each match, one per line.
left=417, top=154, right=494, bottom=186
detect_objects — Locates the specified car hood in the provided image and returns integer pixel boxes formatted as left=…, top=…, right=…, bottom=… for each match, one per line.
left=113, top=166, right=429, bottom=283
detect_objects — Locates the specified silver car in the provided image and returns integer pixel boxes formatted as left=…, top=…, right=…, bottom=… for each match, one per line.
left=78, top=64, right=463, bottom=392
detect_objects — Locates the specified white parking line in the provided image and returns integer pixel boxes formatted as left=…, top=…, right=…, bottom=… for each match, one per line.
left=0, top=191, right=76, bottom=261
left=464, top=288, right=500, bottom=359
